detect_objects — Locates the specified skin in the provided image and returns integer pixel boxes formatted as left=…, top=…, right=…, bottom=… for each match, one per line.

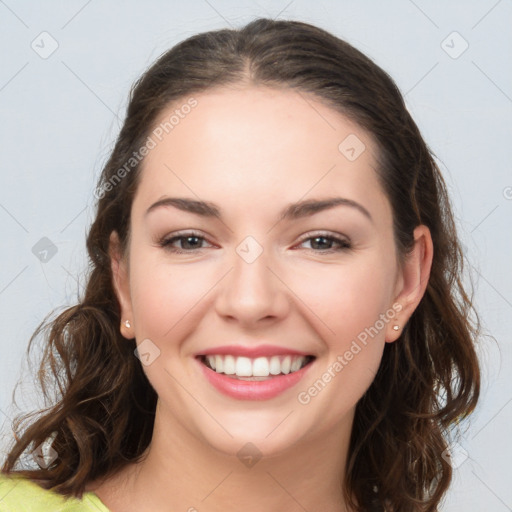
left=90, top=86, right=433, bottom=512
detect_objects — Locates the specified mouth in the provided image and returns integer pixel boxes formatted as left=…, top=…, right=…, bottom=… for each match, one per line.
left=194, top=344, right=317, bottom=400
left=196, top=354, right=316, bottom=381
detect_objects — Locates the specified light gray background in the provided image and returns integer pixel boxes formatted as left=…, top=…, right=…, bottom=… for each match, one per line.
left=1, top=1, right=511, bottom=510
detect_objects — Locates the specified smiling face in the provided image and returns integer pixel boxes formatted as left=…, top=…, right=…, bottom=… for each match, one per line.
left=110, top=85, right=427, bottom=458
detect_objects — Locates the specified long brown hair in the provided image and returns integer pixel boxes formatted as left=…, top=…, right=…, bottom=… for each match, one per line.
left=2, top=18, right=480, bottom=511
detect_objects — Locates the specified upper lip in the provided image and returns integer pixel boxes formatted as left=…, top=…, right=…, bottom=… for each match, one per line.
left=196, top=344, right=313, bottom=358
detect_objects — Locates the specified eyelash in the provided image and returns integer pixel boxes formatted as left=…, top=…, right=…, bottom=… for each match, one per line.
left=158, top=231, right=352, bottom=255
left=159, top=231, right=209, bottom=254
left=298, top=233, right=352, bottom=253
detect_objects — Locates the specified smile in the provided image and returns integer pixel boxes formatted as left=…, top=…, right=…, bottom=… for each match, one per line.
left=195, top=353, right=316, bottom=400
left=199, top=354, right=314, bottom=380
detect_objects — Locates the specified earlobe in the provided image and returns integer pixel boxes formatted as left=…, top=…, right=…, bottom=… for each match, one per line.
left=385, top=225, right=433, bottom=343
left=109, top=231, right=134, bottom=339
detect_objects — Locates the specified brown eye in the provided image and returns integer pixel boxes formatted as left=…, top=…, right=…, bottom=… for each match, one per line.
left=159, top=232, right=211, bottom=254
left=298, top=233, right=351, bottom=253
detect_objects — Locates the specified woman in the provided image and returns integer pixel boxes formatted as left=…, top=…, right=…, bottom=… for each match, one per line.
left=0, top=17, right=480, bottom=512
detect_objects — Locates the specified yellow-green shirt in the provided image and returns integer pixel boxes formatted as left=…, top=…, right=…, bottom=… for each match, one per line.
left=0, top=473, right=110, bottom=511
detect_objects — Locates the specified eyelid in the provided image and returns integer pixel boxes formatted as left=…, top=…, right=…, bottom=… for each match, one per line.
left=294, top=230, right=352, bottom=251
left=158, top=229, right=352, bottom=254
left=157, top=229, right=211, bottom=248
left=162, top=229, right=205, bottom=239
left=299, top=230, right=352, bottom=244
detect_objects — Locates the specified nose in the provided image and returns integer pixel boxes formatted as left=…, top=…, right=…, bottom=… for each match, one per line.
left=214, top=243, right=290, bottom=328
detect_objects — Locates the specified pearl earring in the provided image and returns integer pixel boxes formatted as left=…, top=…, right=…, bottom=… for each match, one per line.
left=393, top=325, right=400, bottom=331
left=124, top=320, right=131, bottom=329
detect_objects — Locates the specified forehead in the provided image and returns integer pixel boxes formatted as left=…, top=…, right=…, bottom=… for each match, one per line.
left=133, top=86, right=390, bottom=224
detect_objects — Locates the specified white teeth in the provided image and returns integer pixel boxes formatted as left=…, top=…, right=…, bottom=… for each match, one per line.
left=269, top=356, right=281, bottom=375
left=215, top=355, right=224, bottom=374
left=290, top=357, right=302, bottom=372
left=235, top=357, right=252, bottom=377
left=223, top=355, right=236, bottom=375
left=253, top=357, right=270, bottom=377
left=203, top=354, right=311, bottom=377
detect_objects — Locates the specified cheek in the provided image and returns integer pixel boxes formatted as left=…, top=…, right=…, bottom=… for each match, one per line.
left=289, top=255, right=396, bottom=346
left=129, top=251, right=219, bottom=342
left=294, top=263, right=392, bottom=422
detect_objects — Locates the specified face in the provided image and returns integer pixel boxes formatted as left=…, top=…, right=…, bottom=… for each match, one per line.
left=111, top=86, right=429, bottom=458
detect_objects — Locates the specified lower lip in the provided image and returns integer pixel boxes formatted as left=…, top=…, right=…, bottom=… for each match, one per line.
left=196, top=357, right=314, bottom=400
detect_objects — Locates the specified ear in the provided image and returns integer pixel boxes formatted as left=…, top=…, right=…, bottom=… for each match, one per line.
left=386, top=225, right=433, bottom=343
left=109, top=231, right=134, bottom=339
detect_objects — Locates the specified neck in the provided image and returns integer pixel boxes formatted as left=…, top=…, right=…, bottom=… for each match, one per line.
left=93, top=402, right=355, bottom=512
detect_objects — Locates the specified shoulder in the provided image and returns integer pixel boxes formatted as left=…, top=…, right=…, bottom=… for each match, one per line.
left=0, top=472, right=110, bottom=512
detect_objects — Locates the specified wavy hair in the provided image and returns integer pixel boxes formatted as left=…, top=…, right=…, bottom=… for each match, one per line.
left=2, top=18, right=480, bottom=511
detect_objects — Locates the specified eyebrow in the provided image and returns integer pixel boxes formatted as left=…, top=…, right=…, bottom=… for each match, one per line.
left=145, top=196, right=373, bottom=223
